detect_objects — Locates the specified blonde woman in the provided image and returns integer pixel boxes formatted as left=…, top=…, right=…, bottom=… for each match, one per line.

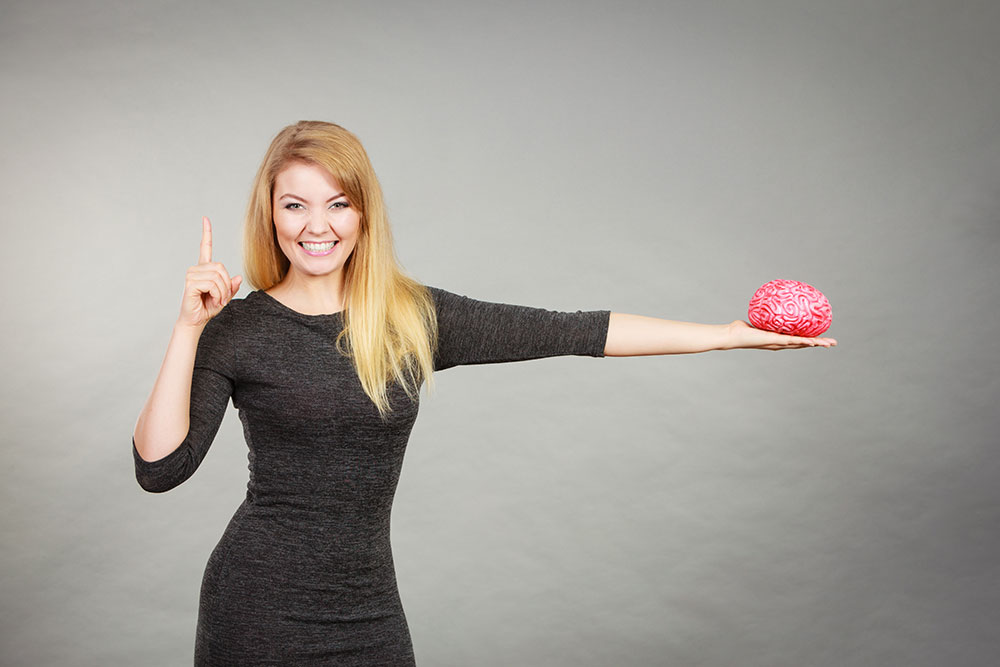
left=132, top=121, right=837, bottom=665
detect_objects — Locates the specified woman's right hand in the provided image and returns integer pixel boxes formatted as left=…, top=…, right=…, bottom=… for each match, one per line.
left=178, top=217, right=243, bottom=329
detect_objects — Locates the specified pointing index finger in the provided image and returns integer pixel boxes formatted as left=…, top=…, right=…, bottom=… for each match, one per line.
left=200, top=216, right=212, bottom=264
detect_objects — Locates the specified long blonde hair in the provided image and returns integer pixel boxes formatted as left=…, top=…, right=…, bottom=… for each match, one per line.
left=243, top=121, right=438, bottom=419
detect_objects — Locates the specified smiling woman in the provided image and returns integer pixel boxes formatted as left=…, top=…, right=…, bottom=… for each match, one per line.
left=132, top=120, right=836, bottom=666
left=268, top=161, right=361, bottom=310
left=239, top=121, right=442, bottom=419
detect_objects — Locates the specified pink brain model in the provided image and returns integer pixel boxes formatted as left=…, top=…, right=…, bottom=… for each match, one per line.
left=747, top=279, right=832, bottom=337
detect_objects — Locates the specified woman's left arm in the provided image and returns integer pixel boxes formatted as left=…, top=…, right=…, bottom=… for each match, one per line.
left=604, top=313, right=838, bottom=356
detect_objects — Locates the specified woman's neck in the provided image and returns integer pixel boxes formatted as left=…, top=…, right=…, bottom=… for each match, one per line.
left=266, top=272, right=346, bottom=315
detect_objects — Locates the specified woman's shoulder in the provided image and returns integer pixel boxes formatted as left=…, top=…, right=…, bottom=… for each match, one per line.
left=202, top=292, right=256, bottom=333
left=422, top=284, right=462, bottom=306
left=223, top=289, right=283, bottom=316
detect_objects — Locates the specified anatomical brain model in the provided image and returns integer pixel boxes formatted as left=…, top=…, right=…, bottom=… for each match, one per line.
left=747, top=279, right=832, bottom=337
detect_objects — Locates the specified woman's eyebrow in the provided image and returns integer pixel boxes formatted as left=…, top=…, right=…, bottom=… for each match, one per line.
left=278, top=192, right=347, bottom=202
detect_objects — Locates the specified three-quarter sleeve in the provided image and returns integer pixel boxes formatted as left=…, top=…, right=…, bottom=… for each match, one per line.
left=133, top=305, right=239, bottom=493
left=428, top=286, right=610, bottom=372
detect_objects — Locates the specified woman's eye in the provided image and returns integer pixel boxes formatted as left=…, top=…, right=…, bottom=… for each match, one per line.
left=283, top=201, right=348, bottom=210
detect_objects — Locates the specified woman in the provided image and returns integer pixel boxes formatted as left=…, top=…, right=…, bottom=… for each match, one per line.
left=132, top=121, right=837, bottom=665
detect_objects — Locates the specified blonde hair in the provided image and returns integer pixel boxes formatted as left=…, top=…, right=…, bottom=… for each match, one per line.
left=243, top=120, right=438, bottom=419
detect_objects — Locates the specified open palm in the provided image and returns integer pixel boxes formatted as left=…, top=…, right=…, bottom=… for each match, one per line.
left=725, top=319, right=838, bottom=351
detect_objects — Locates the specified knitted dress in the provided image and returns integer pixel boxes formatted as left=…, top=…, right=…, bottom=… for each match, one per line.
left=133, top=287, right=610, bottom=665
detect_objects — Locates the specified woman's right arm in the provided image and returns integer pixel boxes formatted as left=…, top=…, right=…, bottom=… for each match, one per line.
left=133, top=320, right=208, bottom=462
left=132, top=217, right=241, bottom=489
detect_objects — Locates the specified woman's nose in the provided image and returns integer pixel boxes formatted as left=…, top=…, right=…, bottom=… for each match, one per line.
left=306, top=211, right=330, bottom=231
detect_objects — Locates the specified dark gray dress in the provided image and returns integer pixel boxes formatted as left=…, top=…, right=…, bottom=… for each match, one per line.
left=133, top=287, right=610, bottom=665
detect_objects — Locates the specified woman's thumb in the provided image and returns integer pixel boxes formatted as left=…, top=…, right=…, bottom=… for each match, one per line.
left=232, top=275, right=243, bottom=292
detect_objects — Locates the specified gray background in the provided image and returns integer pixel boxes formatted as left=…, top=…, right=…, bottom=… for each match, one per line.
left=1, top=0, right=998, bottom=665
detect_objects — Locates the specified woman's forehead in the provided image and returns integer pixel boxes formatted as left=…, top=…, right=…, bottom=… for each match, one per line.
left=274, top=161, right=344, bottom=194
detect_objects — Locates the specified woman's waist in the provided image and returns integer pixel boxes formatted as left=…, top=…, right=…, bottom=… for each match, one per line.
left=225, top=499, right=390, bottom=556
left=242, top=497, right=390, bottom=531
left=245, top=477, right=399, bottom=513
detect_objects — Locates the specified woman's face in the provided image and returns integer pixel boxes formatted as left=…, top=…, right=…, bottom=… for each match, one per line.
left=272, top=160, right=361, bottom=282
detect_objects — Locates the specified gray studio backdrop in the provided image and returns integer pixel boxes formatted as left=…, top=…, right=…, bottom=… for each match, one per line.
left=2, top=1, right=998, bottom=665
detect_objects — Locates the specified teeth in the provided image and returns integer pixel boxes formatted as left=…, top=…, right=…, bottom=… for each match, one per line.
left=301, top=241, right=337, bottom=251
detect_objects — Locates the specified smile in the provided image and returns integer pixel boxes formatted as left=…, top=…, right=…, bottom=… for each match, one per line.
left=299, top=241, right=338, bottom=256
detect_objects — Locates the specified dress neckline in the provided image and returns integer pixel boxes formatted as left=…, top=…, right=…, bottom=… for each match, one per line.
left=254, top=290, right=344, bottom=320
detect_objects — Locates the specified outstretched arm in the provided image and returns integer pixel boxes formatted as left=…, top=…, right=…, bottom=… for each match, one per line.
left=604, top=313, right=837, bottom=356
left=428, top=286, right=610, bottom=371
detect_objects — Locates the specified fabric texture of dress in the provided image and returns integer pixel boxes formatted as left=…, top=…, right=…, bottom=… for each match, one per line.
left=133, top=286, right=610, bottom=666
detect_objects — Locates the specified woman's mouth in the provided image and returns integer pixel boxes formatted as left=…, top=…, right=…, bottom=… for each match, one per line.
left=299, top=241, right=338, bottom=256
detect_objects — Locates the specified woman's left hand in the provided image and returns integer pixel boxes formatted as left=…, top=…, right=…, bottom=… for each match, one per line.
left=722, top=319, right=838, bottom=351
